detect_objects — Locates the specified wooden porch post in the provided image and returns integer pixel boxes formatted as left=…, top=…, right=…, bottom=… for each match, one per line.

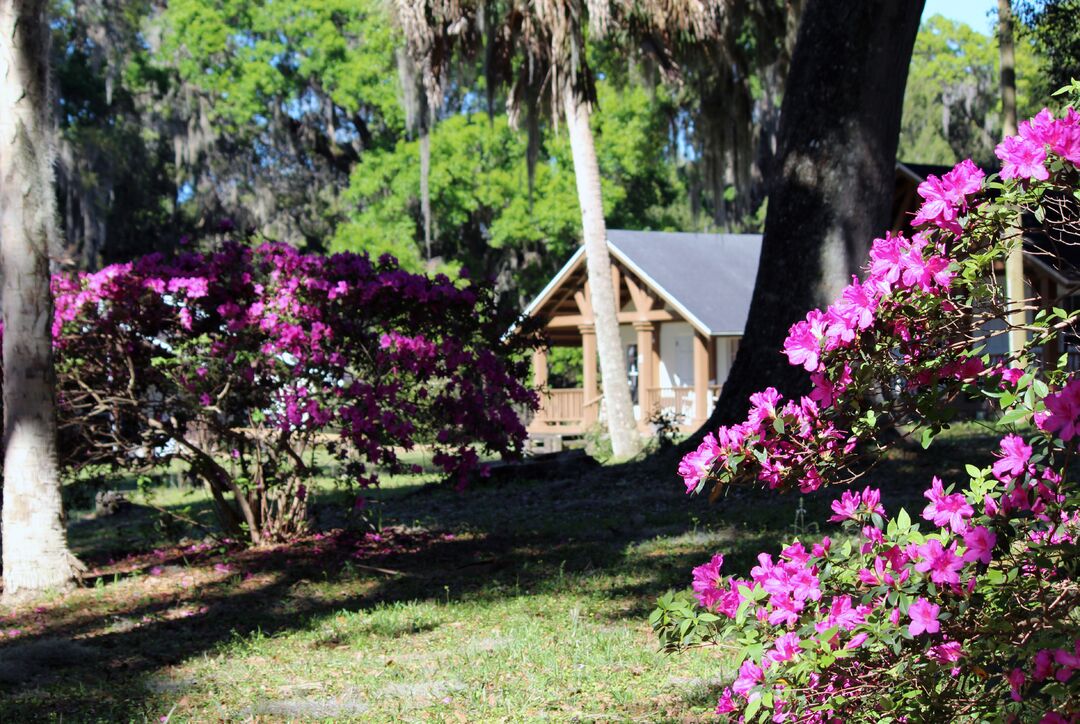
left=532, top=347, right=549, bottom=389
left=635, top=322, right=654, bottom=429
left=693, top=331, right=709, bottom=425
left=580, top=324, right=599, bottom=424
left=1041, top=276, right=1059, bottom=368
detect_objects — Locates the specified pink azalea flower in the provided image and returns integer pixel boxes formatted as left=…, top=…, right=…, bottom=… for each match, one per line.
left=861, top=487, right=885, bottom=516
left=961, top=526, right=997, bottom=565
left=765, top=632, right=802, bottom=667
left=999, top=367, right=1024, bottom=386
left=829, top=490, right=862, bottom=522
left=846, top=632, right=869, bottom=650
left=992, top=434, right=1032, bottom=480
left=922, top=477, right=974, bottom=533
left=678, top=434, right=721, bottom=494
left=908, top=597, right=940, bottom=636
left=715, top=687, right=737, bottom=714
left=1039, top=379, right=1080, bottom=441
left=1007, top=668, right=1025, bottom=701
left=814, top=595, right=870, bottom=633
left=927, top=640, right=963, bottom=664
left=783, top=310, right=827, bottom=371
left=747, top=387, right=783, bottom=426
left=780, top=541, right=810, bottom=565
left=1050, top=107, right=1080, bottom=163
left=912, top=175, right=960, bottom=232
left=715, top=581, right=746, bottom=619
left=868, top=232, right=906, bottom=289
left=811, top=537, right=831, bottom=557
left=691, top=554, right=725, bottom=610
left=731, top=659, right=763, bottom=697
left=1033, top=649, right=1055, bottom=681
left=996, top=135, right=1049, bottom=180
left=913, top=539, right=965, bottom=585
left=942, top=158, right=985, bottom=201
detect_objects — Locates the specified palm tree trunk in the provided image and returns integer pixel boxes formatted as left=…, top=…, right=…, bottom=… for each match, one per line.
left=562, top=90, right=639, bottom=459
left=419, top=125, right=433, bottom=262
left=998, top=0, right=1026, bottom=361
left=0, top=0, right=81, bottom=600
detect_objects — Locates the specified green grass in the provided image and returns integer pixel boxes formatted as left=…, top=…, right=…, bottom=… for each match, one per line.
left=0, top=424, right=1000, bottom=722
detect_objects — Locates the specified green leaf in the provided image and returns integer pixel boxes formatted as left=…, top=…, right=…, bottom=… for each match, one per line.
left=920, top=427, right=935, bottom=449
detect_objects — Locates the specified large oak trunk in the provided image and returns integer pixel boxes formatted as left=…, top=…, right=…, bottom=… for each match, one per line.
left=688, top=0, right=924, bottom=443
left=563, top=91, right=640, bottom=459
left=0, top=0, right=81, bottom=600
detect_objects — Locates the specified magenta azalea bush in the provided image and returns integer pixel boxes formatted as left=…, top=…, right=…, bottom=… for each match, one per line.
left=654, top=91, right=1080, bottom=721
left=46, top=242, right=537, bottom=543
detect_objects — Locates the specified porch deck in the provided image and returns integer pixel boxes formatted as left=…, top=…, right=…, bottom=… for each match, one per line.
left=527, top=385, right=722, bottom=435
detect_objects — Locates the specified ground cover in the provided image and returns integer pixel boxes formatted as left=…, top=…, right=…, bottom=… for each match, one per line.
left=0, top=425, right=997, bottom=722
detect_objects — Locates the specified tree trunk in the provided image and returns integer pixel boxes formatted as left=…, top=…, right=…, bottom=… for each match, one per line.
left=562, top=90, right=640, bottom=459
left=0, top=0, right=82, bottom=600
left=998, top=0, right=1026, bottom=360
left=685, top=0, right=924, bottom=445
left=419, top=125, right=432, bottom=262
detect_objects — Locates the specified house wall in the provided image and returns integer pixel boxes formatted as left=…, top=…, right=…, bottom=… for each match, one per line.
left=714, top=336, right=740, bottom=385
left=659, top=322, right=695, bottom=387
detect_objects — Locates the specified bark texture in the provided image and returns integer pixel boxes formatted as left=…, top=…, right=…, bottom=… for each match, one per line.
left=999, top=0, right=1026, bottom=360
left=563, top=91, right=639, bottom=459
left=687, top=0, right=925, bottom=443
left=0, top=0, right=81, bottom=600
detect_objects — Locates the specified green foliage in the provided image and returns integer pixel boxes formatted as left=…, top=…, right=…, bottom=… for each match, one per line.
left=335, top=81, right=692, bottom=299
left=899, top=14, right=1042, bottom=166
left=1017, top=0, right=1080, bottom=99
left=158, top=0, right=402, bottom=138
left=546, top=347, right=582, bottom=388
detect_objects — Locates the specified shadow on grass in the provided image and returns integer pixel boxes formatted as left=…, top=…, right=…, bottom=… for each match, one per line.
left=0, top=426, right=1000, bottom=720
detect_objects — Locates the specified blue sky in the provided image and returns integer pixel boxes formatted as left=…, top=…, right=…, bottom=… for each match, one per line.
left=922, top=0, right=998, bottom=34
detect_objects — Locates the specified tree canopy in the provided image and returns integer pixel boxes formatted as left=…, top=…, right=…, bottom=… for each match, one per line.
left=46, top=0, right=1070, bottom=306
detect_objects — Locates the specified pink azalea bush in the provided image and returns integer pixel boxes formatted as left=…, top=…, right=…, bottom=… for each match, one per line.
left=45, top=241, right=537, bottom=543
left=653, top=93, right=1080, bottom=721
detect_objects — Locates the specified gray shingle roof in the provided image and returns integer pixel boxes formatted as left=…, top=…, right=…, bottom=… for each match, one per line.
left=607, top=230, right=762, bottom=336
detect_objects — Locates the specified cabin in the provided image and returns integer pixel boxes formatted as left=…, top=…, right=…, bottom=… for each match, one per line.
left=521, top=162, right=1080, bottom=442
left=522, top=229, right=761, bottom=437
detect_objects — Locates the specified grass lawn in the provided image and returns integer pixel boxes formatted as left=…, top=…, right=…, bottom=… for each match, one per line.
left=0, top=424, right=999, bottom=722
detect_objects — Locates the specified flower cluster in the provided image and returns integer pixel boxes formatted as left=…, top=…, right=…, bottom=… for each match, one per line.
left=45, top=241, right=538, bottom=543
left=656, top=101, right=1080, bottom=721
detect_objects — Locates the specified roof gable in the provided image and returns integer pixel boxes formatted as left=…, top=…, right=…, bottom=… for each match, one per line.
left=520, top=230, right=762, bottom=337
left=607, top=230, right=762, bottom=336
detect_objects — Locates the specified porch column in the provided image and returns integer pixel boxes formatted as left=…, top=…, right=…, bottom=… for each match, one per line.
left=532, top=347, right=548, bottom=389
left=693, top=332, right=709, bottom=425
left=1041, top=276, right=1059, bottom=368
left=580, top=324, right=599, bottom=424
left=635, top=322, right=655, bottom=428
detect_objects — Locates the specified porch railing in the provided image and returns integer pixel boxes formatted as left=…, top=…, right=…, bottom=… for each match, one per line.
left=530, top=388, right=591, bottom=433
left=528, top=384, right=723, bottom=435
left=642, top=385, right=722, bottom=423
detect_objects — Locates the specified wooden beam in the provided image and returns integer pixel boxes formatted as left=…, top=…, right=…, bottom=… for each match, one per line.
left=611, top=264, right=622, bottom=312
left=580, top=325, right=598, bottom=425
left=693, top=332, right=709, bottom=424
left=532, top=347, right=548, bottom=389
left=624, top=275, right=654, bottom=313
left=635, top=322, right=655, bottom=432
left=546, top=309, right=678, bottom=328
left=573, top=290, right=592, bottom=319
